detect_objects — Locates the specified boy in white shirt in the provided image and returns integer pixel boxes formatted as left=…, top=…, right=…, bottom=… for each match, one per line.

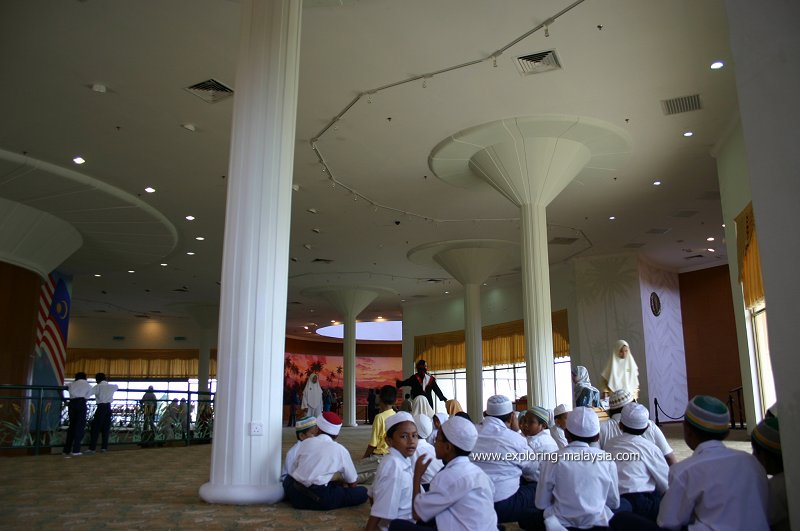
left=550, top=404, right=569, bottom=450
left=524, top=406, right=619, bottom=531
left=366, top=411, right=417, bottom=531
left=427, top=412, right=448, bottom=445
left=605, top=403, right=668, bottom=521
left=751, top=417, right=788, bottom=531
left=281, top=415, right=318, bottom=484
left=520, top=406, right=559, bottom=484
left=599, top=390, right=676, bottom=466
left=390, top=416, right=497, bottom=531
left=411, top=414, right=444, bottom=489
left=284, top=412, right=368, bottom=510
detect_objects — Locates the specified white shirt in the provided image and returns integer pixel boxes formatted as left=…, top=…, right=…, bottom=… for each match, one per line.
left=412, top=438, right=444, bottom=485
left=550, top=425, right=568, bottom=449
left=67, top=379, right=94, bottom=399
left=288, top=434, right=358, bottom=487
left=525, top=430, right=559, bottom=482
left=414, top=455, right=497, bottom=531
left=599, top=414, right=673, bottom=457
left=370, top=448, right=413, bottom=530
left=657, top=440, right=769, bottom=531
left=604, top=433, right=668, bottom=495
left=281, top=440, right=302, bottom=481
left=471, top=416, right=537, bottom=501
left=92, top=381, right=118, bottom=403
left=535, top=441, right=619, bottom=528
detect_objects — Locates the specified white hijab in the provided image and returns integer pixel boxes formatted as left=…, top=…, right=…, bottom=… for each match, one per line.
left=411, top=395, right=434, bottom=418
left=601, top=339, right=639, bottom=393
left=301, top=373, right=323, bottom=410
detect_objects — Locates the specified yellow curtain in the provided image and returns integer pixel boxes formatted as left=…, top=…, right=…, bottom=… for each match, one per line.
left=65, top=348, right=218, bottom=380
left=415, top=313, right=570, bottom=371
left=735, top=202, right=765, bottom=308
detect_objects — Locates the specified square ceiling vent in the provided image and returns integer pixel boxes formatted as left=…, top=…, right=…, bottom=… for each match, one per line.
left=661, top=94, right=703, bottom=115
left=184, top=78, right=234, bottom=103
left=514, top=50, right=562, bottom=76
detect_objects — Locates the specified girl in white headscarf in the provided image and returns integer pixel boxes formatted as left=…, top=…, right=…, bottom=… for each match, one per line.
left=601, top=339, right=639, bottom=398
left=572, top=365, right=601, bottom=408
left=411, top=395, right=434, bottom=418
left=301, top=373, right=323, bottom=418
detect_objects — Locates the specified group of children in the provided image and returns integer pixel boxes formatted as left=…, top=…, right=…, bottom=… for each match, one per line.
left=280, top=385, right=787, bottom=531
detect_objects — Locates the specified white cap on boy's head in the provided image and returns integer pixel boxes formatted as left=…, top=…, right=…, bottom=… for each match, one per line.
left=553, top=404, right=569, bottom=416
left=385, top=411, right=415, bottom=432
left=485, top=394, right=513, bottom=416
left=566, top=406, right=600, bottom=438
left=621, top=403, right=649, bottom=430
left=413, top=414, right=433, bottom=439
left=440, top=416, right=478, bottom=452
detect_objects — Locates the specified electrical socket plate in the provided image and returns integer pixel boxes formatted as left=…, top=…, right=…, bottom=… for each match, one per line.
left=250, top=421, right=264, bottom=436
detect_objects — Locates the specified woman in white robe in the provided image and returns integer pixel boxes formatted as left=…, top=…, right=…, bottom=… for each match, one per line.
left=601, top=339, right=640, bottom=398
left=301, top=373, right=323, bottom=418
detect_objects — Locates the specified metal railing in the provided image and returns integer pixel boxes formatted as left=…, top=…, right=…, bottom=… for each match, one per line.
left=728, top=386, right=746, bottom=429
left=0, top=384, right=214, bottom=454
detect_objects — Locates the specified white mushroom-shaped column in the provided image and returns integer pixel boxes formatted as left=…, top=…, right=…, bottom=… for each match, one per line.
left=408, top=239, right=518, bottom=416
left=429, top=116, right=631, bottom=407
left=303, top=285, right=397, bottom=427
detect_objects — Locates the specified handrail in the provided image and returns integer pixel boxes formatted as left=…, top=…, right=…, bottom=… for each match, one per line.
left=727, top=386, right=746, bottom=429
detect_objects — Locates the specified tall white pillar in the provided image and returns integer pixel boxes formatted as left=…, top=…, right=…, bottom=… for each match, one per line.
left=303, top=286, right=396, bottom=427
left=199, top=0, right=301, bottom=505
left=429, top=116, right=631, bottom=408
left=408, top=240, right=517, bottom=416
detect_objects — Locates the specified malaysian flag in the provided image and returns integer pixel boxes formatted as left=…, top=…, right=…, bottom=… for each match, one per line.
left=35, top=274, right=71, bottom=384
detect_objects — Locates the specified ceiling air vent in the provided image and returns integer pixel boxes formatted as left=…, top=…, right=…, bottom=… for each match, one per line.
left=672, top=210, right=698, bottom=218
left=646, top=228, right=671, bottom=235
left=623, top=242, right=645, bottom=249
left=514, top=50, right=562, bottom=76
left=548, top=237, right=579, bottom=245
left=312, top=258, right=334, bottom=264
left=661, top=94, right=702, bottom=115
left=684, top=254, right=704, bottom=260
left=184, top=78, right=234, bottom=103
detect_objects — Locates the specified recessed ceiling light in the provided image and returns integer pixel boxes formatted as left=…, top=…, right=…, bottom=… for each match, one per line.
left=653, top=180, right=662, bottom=186
left=330, top=320, right=336, bottom=323
left=707, top=248, right=716, bottom=252
left=91, top=83, right=107, bottom=93
left=303, top=243, right=312, bottom=250
left=683, top=131, right=694, bottom=137
left=73, top=156, right=86, bottom=165
left=303, top=326, right=309, bottom=330
left=186, top=252, right=195, bottom=256
left=145, top=187, right=156, bottom=193
left=400, top=299, right=406, bottom=302
left=710, top=61, right=724, bottom=70
left=307, top=208, right=319, bottom=214
left=609, top=216, right=616, bottom=220
left=185, top=215, right=195, bottom=221
left=127, top=270, right=135, bottom=273
left=160, top=263, right=168, bottom=267
left=707, top=237, right=715, bottom=241
left=722, top=223, right=726, bottom=228
left=180, top=123, right=197, bottom=132
left=312, top=228, right=321, bottom=234
left=93, top=274, right=101, bottom=277
left=444, top=291, right=449, bottom=294
left=195, top=236, right=205, bottom=241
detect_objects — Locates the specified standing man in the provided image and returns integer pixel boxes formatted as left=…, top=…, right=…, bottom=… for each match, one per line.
left=141, top=385, right=157, bottom=444
left=396, top=359, right=447, bottom=410
left=63, top=372, right=94, bottom=457
left=87, top=372, right=118, bottom=453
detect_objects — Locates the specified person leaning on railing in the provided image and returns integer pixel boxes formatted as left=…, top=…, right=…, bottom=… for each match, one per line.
left=86, top=373, right=118, bottom=453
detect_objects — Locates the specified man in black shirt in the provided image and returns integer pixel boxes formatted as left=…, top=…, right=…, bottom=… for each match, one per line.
left=396, top=359, right=447, bottom=409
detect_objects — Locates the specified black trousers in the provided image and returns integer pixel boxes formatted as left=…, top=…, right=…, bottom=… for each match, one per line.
left=283, top=475, right=368, bottom=510
left=89, top=403, right=112, bottom=450
left=63, top=398, right=87, bottom=454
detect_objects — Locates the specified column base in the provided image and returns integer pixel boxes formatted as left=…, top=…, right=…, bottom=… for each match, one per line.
left=199, top=482, right=284, bottom=505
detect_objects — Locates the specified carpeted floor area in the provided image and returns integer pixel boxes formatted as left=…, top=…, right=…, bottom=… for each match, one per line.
left=0, top=423, right=753, bottom=530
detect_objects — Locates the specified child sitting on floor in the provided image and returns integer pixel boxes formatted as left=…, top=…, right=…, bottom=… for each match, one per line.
left=411, top=414, right=444, bottom=489
left=284, top=412, right=368, bottom=511
left=550, top=404, right=569, bottom=450
left=604, top=403, right=668, bottom=521
left=524, top=406, right=619, bottom=531
left=281, top=415, right=318, bottom=484
left=520, top=406, right=559, bottom=485
left=366, top=411, right=418, bottom=531
left=389, top=415, right=497, bottom=530
left=751, top=416, right=788, bottom=531
left=364, top=385, right=398, bottom=459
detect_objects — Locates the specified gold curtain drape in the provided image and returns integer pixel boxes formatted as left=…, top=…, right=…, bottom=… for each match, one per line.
left=735, top=202, right=765, bottom=308
left=65, top=348, right=218, bottom=380
left=414, top=312, right=570, bottom=371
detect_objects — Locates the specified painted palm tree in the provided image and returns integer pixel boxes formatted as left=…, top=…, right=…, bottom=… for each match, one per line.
left=336, top=365, right=343, bottom=387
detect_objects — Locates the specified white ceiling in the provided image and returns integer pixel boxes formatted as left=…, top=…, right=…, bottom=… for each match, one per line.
left=0, top=0, right=736, bottom=339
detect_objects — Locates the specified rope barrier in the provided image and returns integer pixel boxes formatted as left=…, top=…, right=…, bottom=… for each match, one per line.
left=653, top=398, right=684, bottom=426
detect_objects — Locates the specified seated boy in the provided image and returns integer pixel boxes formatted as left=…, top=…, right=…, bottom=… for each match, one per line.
left=599, top=390, right=676, bottom=466
left=523, top=406, right=619, bottom=531
left=471, top=395, right=539, bottom=523
left=411, top=414, right=444, bottom=489
left=519, top=406, right=559, bottom=484
left=604, top=403, right=667, bottom=521
left=550, top=404, right=569, bottom=449
left=281, top=415, right=318, bottom=484
left=367, top=411, right=419, bottom=531
left=389, top=415, right=497, bottom=530
left=364, top=385, right=398, bottom=459
left=284, top=412, right=368, bottom=510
